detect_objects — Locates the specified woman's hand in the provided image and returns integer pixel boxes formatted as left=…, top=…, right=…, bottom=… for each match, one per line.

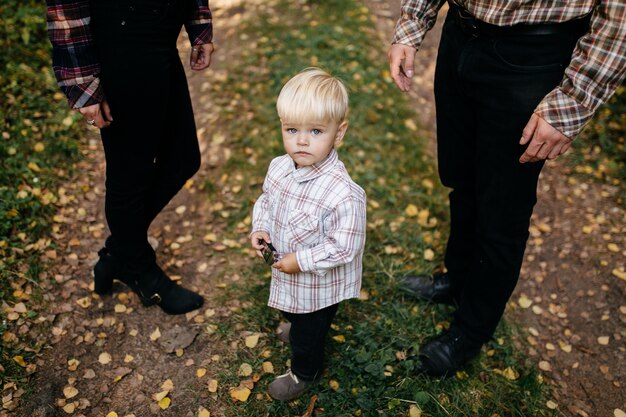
left=273, top=253, right=301, bottom=274
left=190, top=43, right=214, bottom=71
left=78, top=101, right=113, bottom=129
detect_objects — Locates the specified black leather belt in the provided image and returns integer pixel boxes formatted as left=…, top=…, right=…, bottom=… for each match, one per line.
left=450, top=3, right=591, bottom=37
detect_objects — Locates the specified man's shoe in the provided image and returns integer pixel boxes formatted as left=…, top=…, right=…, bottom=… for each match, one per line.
left=268, top=369, right=312, bottom=401
left=399, top=272, right=458, bottom=305
left=276, top=322, right=291, bottom=344
left=416, top=328, right=482, bottom=377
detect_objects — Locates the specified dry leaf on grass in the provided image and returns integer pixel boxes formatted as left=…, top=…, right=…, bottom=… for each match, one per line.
left=208, top=379, right=218, bottom=393
left=238, top=363, right=253, bottom=377
left=230, top=385, right=251, bottom=402
left=245, top=334, right=260, bottom=348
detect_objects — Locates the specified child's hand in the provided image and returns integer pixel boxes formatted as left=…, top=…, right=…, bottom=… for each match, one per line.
left=250, top=231, right=271, bottom=258
left=273, top=253, right=301, bottom=274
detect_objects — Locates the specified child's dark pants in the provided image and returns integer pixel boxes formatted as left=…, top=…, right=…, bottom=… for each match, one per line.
left=282, top=303, right=338, bottom=381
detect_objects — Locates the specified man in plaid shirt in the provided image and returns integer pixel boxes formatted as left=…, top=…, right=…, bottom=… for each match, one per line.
left=250, top=68, right=367, bottom=401
left=388, top=0, right=626, bottom=376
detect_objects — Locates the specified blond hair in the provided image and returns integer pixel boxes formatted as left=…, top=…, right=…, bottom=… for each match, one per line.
left=276, top=67, right=349, bottom=124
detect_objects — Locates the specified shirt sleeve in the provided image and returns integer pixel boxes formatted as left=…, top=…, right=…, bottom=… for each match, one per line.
left=184, top=0, right=213, bottom=46
left=391, top=0, right=447, bottom=49
left=296, top=196, right=367, bottom=276
left=46, top=0, right=104, bottom=109
left=534, top=1, right=626, bottom=139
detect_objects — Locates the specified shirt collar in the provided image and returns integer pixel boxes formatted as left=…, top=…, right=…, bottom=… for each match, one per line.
left=287, top=149, right=339, bottom=183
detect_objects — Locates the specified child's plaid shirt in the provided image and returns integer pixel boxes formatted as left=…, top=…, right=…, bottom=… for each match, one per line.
left=252, top=149, right=367, bottom=314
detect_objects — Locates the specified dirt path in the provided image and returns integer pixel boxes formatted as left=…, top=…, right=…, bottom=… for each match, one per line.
left=365, top=1, right=626, bottom=416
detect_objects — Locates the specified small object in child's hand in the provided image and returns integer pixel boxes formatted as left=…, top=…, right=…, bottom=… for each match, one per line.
left=260, top=240, right=279, bottom=265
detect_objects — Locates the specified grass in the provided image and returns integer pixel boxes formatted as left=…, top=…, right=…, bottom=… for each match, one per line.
left=200, top=0, right=556, bottom=415
left=0, top=0, right=82, bottom=391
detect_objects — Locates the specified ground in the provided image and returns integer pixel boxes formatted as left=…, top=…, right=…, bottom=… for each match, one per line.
left=8, top=1, right=626, bottom=416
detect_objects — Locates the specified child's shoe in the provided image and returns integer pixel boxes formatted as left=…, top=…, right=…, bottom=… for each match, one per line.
left=268, top=369, right=311, bottom=401
left=276, top=322, right=291, bottom=343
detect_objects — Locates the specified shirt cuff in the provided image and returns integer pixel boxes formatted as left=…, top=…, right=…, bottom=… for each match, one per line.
left=64, top=78, right=105, bottom=109
left=392, top=17, right=427, bottom=49
left=296, top=245, right=327, bottom=276
left=534, top=88, right=595, bottom=139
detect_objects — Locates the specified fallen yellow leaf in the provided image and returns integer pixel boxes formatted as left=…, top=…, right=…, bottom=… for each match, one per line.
left=238, top=363, right=253, bottom=377
left=98, top=352, right=112, bottom=365
left=612, top=268, right=626, bottom=281
left=332, top=335, right=345, bottom=343
left=405, top=204, right=418, bottom=217
left=152, top=390, right=169, bottom=402
left=13, top=356, right=26, bottom=367
left=262, top=362, right=274, bottom=374
left=158, top=397, right=171, bottom=410
left=197, top=368, right=207, bottom=378
left=230, top=386, right=251, bottom=402
left=518, top=295, right=532, bottom=308
left=208, top=379, right=218, bottom=393
left=63, top=386, right=79, bottom=399
left=76, top=297, right=91, bottom=308
left=409, top=404, right=422, bottom=417
left=161, top=379, right=174, bottom=391
left=150, top=327, right=161, bottom=341
left=329, top=380, right=339, bottom=391
left=607, top=243, right=620, bottom=252
left=597, top=336, right=610, bottom=345
left=198, top=408, right=211, bottom=417
left=245, top=334, right=260, bottom=348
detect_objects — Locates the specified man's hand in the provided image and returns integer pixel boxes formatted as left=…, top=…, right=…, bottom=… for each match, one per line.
left=388, top=43, right=417, bottom=92
left=519, top=114, right=572, bottom=163
left=250, top=230, right=271, bottom=258
left=78, top=101, right=113, bottom=129
left=273, top=253, right=301, bottom=274
left=190, top=43, right=214, bottom=71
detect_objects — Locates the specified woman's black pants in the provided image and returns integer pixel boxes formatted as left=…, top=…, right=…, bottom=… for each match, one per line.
left=434, top=9, right=585, bottom=343
left=90, top=0, right=200, bottom=272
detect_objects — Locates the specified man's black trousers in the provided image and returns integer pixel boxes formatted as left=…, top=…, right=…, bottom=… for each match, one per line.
left=435, top=9, right=583, bottom=343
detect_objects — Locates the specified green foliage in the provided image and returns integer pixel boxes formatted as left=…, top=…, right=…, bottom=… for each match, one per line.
left=575, top=87, right=626, bottom=186
left=208, top=0, right=555, bottom=415
left=0, top=0, right=81, bottom=385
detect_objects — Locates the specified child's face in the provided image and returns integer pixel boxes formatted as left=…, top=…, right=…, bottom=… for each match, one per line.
left=281, top=119, right=348, bottom=168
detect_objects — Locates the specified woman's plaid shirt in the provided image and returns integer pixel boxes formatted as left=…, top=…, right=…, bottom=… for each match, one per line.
left=393, top=0, right=626, bottom=139
left=46, top=0, right=212, bottom=109
left=252, top=150, right=367, bottom=314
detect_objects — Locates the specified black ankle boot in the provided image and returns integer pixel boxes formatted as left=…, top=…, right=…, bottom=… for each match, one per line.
left=93, top=247, right=203, bottom=315
left=131, top=264, right=204, bottom=315
left=93, top=247, right=118, bottom=295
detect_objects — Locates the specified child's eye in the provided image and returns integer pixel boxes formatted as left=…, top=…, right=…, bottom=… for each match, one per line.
left=312, top=129, right=322, bottom=135
left=287, top=128, right=297, bottom=134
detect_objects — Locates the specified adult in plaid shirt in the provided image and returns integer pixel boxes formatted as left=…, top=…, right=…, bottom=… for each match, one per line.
left=46, top=0, right=213, bottom=315
left=388, top=0, right=626, bottom=376
left=250, top=68, right=367, bottom=400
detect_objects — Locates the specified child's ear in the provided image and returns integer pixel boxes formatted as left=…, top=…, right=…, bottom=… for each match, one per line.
left=334, top=121, right=349, bottom=145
